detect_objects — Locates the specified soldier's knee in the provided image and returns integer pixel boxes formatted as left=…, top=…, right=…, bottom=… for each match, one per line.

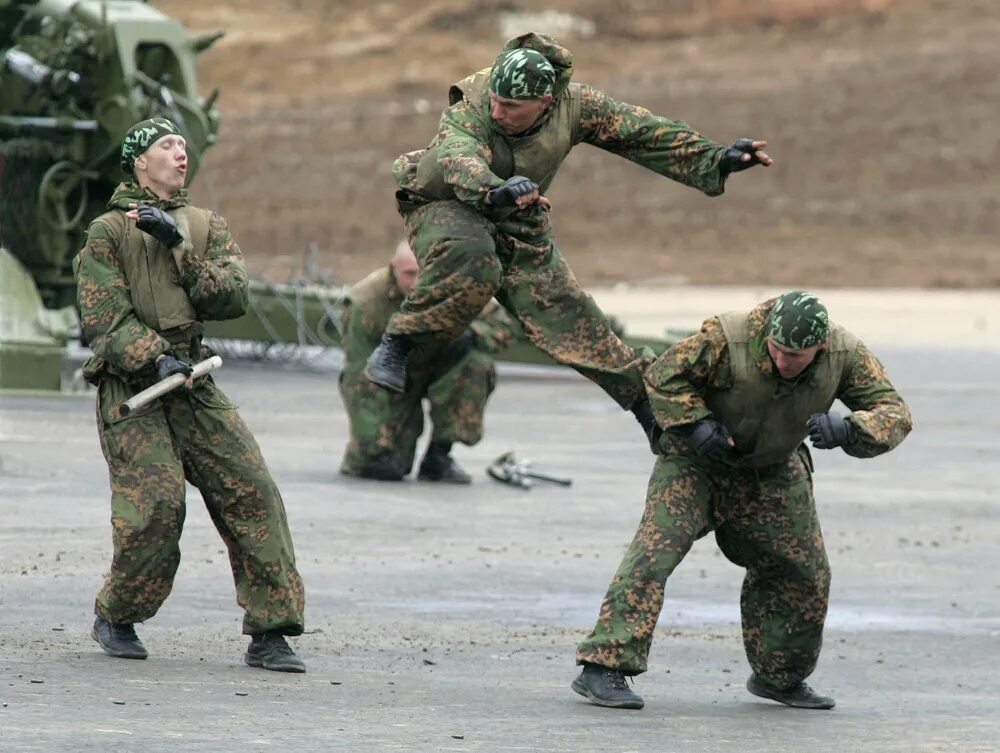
left=460, top=353, right=496, bottom=380
left=784, top=552, right=831, bottom=600
left=432, top=234, right=503, bottom=288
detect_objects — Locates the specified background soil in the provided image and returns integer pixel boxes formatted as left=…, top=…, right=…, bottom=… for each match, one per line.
left=164, top=0, right=999, bottom=288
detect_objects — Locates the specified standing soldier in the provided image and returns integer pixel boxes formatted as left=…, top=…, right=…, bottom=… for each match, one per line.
left=573, top=291, right=912, bottom=710
left=340, top=241, right=519, bottom=482
left=366, top=32, right=772, bottom=442
left=75, top=118, right=306, bottom=672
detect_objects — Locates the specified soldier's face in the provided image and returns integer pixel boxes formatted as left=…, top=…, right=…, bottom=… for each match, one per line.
left=391, top=254, right=420, bottom=295
left=135, top=134, right=188, bottom=196
left=489, top=92, right=553, bottom=135
left=766, top=338, right=826, bottom=379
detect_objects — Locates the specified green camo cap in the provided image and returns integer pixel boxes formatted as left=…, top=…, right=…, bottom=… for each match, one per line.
left=767, top=291, right=829, bottom=349
left=120, top=117, right=181, bottom=177
left=489, top=48, right=556, bottom=100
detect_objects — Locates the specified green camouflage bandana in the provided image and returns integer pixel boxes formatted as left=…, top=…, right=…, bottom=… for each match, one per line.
left=489, top=48, right=556, bottom=100
left=767, top=291, right=829, bottom=349
left=120, top=117, right=180, bottom=177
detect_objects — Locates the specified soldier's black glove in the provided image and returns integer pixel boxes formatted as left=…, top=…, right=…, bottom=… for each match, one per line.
left=155, top=354, right=192, bottom=382
left=807, top=411, right=855, bottom=449
left=136, top=204, right=184, bottom=248
left=688, top=419, right=736, bottom=464
left=487, top=176, right=538, bottom=208
left=719, top=138, right=763, bottom=176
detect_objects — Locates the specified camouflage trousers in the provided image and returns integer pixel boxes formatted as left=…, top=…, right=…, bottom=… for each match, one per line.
left=386, top=199, right=648, bottom=410
left=93, top=369, right=305, bottom=636
left=576, top=447, right=830, bottom=688
left=340, top=349, right=496, bottom=475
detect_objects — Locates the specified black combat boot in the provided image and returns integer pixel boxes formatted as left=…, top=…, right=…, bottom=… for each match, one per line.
left=357, top=453, right=406, bottom=481
left=746, top=674, right=836, bottom=710
left=364, top=333, right=414, bottom=393
left=418, top=441, right=472, bottom=484
left=244, top=631, right=306, bottom=673
left=571, top=662, right=644, bottom=710
left=91, top=616, right=148, bottom=659
left=631, top=397, right=662, bottom=448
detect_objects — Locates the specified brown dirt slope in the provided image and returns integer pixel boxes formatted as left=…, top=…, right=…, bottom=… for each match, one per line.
left=164, top=0, right=999, bottom=287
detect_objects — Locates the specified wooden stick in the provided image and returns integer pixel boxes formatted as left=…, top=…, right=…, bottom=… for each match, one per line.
left=118, top=355, right=223, bottom=416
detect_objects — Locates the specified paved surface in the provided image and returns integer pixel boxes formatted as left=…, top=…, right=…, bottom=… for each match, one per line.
left=1, top=293, right=999, bottom=752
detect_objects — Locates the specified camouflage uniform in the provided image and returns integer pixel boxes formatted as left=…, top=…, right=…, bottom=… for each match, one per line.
left=75, top=183, right=305, bottom=636
left=339, top=266, right=518, bottom=475
left=576, top=298, right=912, bottom=688
left=388, top=32, right=731, bottom=410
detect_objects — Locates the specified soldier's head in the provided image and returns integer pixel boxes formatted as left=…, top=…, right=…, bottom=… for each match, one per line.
left=390, top=240, right=420, bottom=295
left=121, top=117, right=187, bottom=198
left=488, top=48, right=555, bottom=135
left=765, top=291, right=829, bottom=379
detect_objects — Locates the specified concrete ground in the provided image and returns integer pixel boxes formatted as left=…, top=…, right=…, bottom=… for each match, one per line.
left=1, top=289, right=998, bottom=752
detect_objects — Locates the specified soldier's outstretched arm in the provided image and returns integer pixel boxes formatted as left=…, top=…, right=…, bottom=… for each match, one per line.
left=835, top=342, right=914, bottom=458
left=577, top=85, right=771, bottom=197
left=74, top=223, right=170, bottom=373
left=176, top=213, right=249, bottom=321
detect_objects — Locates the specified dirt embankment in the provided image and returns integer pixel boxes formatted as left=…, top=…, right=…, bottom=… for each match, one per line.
left=165, top=0, right=999, bottom=288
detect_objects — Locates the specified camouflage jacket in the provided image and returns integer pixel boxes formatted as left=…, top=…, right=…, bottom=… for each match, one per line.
left=340, top=266, right=519, bottom=380
left=393, top=32, right=727, bottom=211
left=646, top=299, right=913, bottom=460
left=74, top=183, right=248, bottom=381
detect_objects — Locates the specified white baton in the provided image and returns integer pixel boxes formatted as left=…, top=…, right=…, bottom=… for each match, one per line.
left=118, top=355, right=223, bottom=417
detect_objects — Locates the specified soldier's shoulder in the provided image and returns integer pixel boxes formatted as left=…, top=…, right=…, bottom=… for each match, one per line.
left=88, top=208, right=125, bottom=229
left=185, top=204, right=217, bottom=222
left=828, top=322, right=862, bottom=353
left=85, top=210, right=126, bottom=244
left=449, top=68, right=492, bottom=106
left=348, top=267, right=393, bottom=307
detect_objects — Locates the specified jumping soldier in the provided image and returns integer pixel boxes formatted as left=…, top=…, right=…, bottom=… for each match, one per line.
left=75, top=118, right=307, bottom=672
left=573, top=291, right=912, bottom=710
left=366, top=32, right=772, bottom=443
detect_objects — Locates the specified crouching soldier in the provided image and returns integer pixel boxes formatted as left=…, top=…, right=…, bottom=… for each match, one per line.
left=573, top=291, right=912, bottom=710
left=339, top=241, right=519, bottom=482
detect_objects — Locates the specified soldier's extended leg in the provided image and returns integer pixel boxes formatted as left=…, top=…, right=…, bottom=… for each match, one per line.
left=573, top=455, right=716, bottom=709
left=419, top=350, right=498, bottom=484
left=370, top=200, right=502, bottom=391
left=93, top=385, right=187, bottom=659
left=576, top=455, right=713, bottom=672
left=714, top=451, right=835, bottom=709
left=493, top=204, right=649, bottom=410
left=172, top=380, right=306, bottom=671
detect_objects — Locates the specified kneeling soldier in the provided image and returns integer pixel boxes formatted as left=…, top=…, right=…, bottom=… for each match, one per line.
left=339, top=241, right=518, bottom=482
